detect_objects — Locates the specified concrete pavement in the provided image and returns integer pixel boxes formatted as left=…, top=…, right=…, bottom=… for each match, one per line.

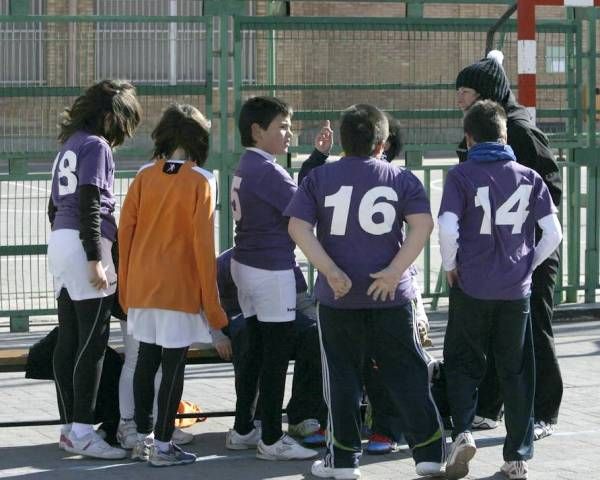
left=0, top=313, right=599, bottom=480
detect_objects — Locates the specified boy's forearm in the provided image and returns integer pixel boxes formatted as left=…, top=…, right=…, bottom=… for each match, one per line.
left=289, top=218, right=337, bottom=277
left=386, top=214, right=433, bottom=277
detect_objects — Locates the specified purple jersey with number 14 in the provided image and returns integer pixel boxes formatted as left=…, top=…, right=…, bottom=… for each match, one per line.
left=50, top=131, right=117, bottom=241
left=439, top=151, right=556, bottom=300
left=285, top=156, right=431, bottom=309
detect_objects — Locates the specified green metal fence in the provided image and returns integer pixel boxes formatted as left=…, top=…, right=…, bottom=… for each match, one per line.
left=1, top=0, right=599, bottom=331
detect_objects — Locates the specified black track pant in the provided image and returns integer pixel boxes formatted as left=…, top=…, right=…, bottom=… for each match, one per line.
left=233, top=317, right=294, bottom=445
left=53, top=288, right=114, bottom=424
left=444, top=287, right=535, bottom=461
left=318, top=303, right=444, bottom=469
left=476, top=250, right=563, bottom=424
left=133, top=342, right=188, bottom=442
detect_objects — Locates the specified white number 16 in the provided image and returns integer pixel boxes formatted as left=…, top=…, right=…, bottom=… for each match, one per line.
left=324, top=185, right=398, bottom=236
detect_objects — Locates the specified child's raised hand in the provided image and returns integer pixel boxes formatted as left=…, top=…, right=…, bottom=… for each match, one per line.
left=314, top=120, right=333, bottom=154
left=88, top=260, right=109, bottom=290
left=367, top=266, right=403, bottom=302
left=325, top=265, right=352, bottom=300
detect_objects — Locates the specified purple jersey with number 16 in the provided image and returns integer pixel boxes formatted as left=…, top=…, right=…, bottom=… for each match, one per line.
left=50, top=131, right=117, bottom=241
left=284, top=156, right=431, bottom=309
left=439, top=152, right=556, bottom=300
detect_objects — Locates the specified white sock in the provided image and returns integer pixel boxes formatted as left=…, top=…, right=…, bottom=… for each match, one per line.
left=71, top=422, right=94, bottom=438
left=154, top=439, right=171, bottom=452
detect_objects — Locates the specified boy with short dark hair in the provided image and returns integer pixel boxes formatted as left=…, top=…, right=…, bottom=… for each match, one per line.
left=286, top=103, right=445, bottom=480
left=439, top=100, right=562, bottom=480
left=226, top=96, right=317, bottom=461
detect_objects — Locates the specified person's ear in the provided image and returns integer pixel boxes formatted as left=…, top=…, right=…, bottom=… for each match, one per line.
left=372, top=142, right=385, bottom=157
left=251, top=123, right=263, bottom=144
left=465, top=133, right=476, bottom=149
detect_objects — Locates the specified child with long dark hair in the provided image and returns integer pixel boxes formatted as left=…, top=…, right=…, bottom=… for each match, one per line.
left=48, top=79, right=141, bottom=459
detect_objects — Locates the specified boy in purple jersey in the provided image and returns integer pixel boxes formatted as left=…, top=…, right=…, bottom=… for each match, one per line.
left=456, top=51, right=563, bottom=441
left=286, top=104, right=445, bottom=480
left=47, top=80, right=141, bottom=459
left=439, top=100, right=562, bottom=480
left=226, top=96, right=318, bottom=461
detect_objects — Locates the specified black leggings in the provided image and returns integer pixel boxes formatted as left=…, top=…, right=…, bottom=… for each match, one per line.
left=53, top=288, right=114, bottom=424
left=134, top=342, right=188, bottom=442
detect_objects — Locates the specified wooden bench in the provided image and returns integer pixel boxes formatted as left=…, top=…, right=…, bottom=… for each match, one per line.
left=0, top=345, right=227, bottom=374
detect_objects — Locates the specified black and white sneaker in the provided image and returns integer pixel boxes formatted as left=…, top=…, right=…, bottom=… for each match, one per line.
left=445, top=431, right=476, bottom=480
left=533, top=421, right=554, bottom=441
left=501, top=460, right=528, bottom=479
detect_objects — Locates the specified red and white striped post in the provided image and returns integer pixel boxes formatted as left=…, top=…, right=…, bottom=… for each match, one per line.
left=517, top=0, right=600, bottom=123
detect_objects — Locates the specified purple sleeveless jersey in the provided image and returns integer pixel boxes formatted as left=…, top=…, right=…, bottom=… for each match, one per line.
left=439, top=158, right=556, bottom=300
left=231, top=150, right=297, bottom=270
left=285, top=156, right=431, bottom=309
left=50, top=131, right=117, bottom=241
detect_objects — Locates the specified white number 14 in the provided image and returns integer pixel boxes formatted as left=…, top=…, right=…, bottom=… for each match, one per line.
left=475, top=185, right=533, bottom=235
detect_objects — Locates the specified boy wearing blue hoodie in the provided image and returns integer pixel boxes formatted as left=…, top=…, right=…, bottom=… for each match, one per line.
left=439, top=100, right=562, bottom=480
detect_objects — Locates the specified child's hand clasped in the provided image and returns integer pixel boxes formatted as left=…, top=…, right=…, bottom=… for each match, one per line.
left=367, top=266, right=403, bottom=302
left=325, top=265, right=352, bottom=300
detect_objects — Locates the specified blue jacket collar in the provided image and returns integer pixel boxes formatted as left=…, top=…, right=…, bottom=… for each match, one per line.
left=467, top=142, right=516, bottom=163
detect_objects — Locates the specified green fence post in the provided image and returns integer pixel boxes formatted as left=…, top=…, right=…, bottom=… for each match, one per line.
left=9, top=0, right=29, bottom=15
left=7, top=157, right=30, bottom=332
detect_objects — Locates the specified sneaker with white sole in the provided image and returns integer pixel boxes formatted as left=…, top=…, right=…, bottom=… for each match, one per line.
left=311, top=459, right=361, bottom=479
left=131, top=436, right=153, bottom=461
left=415, top=461, right=444, bottom=477
left=148, top=443, right=196, bottom=467
left=225, top=427, right=261, bottom=450
left=64, top=430, right=127, bottom=460
left=117, top=419, right=138, bottom=449
left=256, top=434, right=318, bottom=461
left=501, top=460, right=528, bottom=479
left=288, top=418, right=320, bottom=438
left=533, top=421, right=554, bottom=441
left=446, top=431, right=477, bottom=480
left=172, top=428, right=194, bottom=445
left=472, top=415, right=498, bottom=430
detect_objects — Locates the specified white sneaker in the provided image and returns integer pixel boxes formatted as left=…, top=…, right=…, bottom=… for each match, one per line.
left=172, top=427, right=194, bottom=445
left=288, top=418, right=320, bottom=437
left=131, top=435, right=153, bottom=462
left=416, top=461, right=444, bottom=477
left=446, top=432, right=476, bottom=480
left=116, top=419, right=138, bottom=449
left=257, top=434, right=318, bottom=461
left=533, top=421, right=554, bottom=441
left=472, top=415, right=498, bottom=430
left=225, top=427, right=261, bottom=450
left=59, top=424, right=72, bottom=450
left=501, top=460, right=528, bottom=479
left=64, top=430, right=127, bottom=460
left=311, top=459, right=361, bottom=479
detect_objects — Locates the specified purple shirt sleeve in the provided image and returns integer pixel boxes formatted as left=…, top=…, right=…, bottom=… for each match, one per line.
left=532, top=176, right=557, bottom=221
left=400, top=170, right=432, bottom=217
left=438, top=169, right=465, bottom=218
left=256, top=164, right=297, bottom=213
left=78, top=137, right=112, bottom=189
left=283, top=173, right=318, bottom=225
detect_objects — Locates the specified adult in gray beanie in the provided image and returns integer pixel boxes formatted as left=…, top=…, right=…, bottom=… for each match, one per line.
left=453, top=51, right=563, bottom=442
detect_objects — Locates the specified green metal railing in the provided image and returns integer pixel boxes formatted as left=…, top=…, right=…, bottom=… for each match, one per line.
left=1, top=0, right=599, bottom=331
